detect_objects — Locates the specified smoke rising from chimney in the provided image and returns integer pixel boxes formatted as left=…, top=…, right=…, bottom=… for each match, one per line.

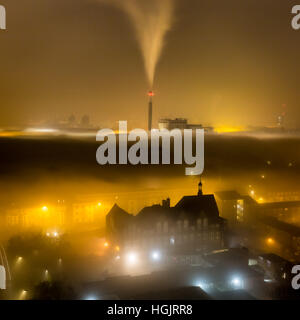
left=98, top=0, right=174, bottom=87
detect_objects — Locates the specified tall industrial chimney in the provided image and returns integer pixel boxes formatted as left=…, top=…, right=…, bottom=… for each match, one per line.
left=148, top=91, right=154, bottom=131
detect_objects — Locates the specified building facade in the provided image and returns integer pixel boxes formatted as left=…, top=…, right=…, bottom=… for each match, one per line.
left=106, top=181, right=227, bottom=258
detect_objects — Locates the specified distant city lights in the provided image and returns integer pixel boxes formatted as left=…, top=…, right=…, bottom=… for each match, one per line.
left=46, top=230, right=60, bottom=238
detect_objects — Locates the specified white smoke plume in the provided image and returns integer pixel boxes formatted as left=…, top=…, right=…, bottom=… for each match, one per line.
left=98, top=0, right=174, bottom=88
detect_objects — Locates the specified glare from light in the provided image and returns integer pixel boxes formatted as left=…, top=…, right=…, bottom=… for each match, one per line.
left=84, top=295, right=98, bottom=300
left=267, top=237, right=274, bottom=245
left=53, top=231, right=59, bottom=238
left=115, top=245, right=120, bottom=252
left=250, top=190, right=255, bottom=196
left=97, top=202, right=102, bottom=207
left=231, top=277, right=243, bottom=288
left=197, top=281, right=209, bottom=291
left=19, top=290, right=27, bottom=300
left=17, top=256, right=23, bottom=263
left=126, top=252, right=138, bottom=265
left=25, top=128, right=58, bottom=133
left=104, top=242, right=109, bottom=248
left=42, top=206, right=48, bottom=211
left=151, top=250, right=161, bottom=261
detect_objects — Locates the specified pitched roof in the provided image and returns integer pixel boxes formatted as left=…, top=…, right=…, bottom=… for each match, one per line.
left=106, top=204, right=133, bottom=232
left=107, top=203, right=131, bottom=218
left=175, top=194, right=219, bottom=219
left=258, top=253, right=293, bottom=265
left=137, top=204, right=174, bottom=225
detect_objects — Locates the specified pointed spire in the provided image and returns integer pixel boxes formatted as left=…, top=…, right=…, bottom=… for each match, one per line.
left=198, top=176, right=203, bottom=196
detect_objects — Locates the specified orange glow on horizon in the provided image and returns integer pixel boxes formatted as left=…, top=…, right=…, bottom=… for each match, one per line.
left=214, top=126, right=245, bottom=133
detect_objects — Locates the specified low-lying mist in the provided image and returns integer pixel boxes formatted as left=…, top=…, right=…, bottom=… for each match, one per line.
left=0, top=132, right=299, bottom=208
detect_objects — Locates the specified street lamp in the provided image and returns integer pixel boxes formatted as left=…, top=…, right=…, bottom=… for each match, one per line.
left=151, top=250, right=161, bottom=261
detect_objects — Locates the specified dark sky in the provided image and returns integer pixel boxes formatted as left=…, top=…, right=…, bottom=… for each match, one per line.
left=0, top=0, right=300, bottom=128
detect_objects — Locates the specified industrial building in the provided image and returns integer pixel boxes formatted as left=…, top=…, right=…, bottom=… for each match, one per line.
left=158, top=118, right=214, bottom=132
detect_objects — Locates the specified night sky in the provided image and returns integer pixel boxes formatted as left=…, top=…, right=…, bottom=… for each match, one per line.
left=0, top=0, right=299, bottom=128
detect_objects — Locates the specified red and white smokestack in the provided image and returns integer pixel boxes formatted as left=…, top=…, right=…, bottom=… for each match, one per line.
left=148, top=91, right=154, bottom=131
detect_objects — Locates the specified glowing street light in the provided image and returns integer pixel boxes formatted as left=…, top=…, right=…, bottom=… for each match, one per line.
left=231, top=276, right=243, bottom=288
left=267, top=237, right=274, bottom=245
left=19, top=290, right=27, bottom=300
left=44, top=269, right=50, bottom=281
left=126, top=252, right=138, bottom=265
left=104, top=242, right=109, bottom=248
left=151, top=250, right=161, bottom=261
left=97, top=202, right=102, bottom=207
left=42, top=206, right=48, bottom=212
